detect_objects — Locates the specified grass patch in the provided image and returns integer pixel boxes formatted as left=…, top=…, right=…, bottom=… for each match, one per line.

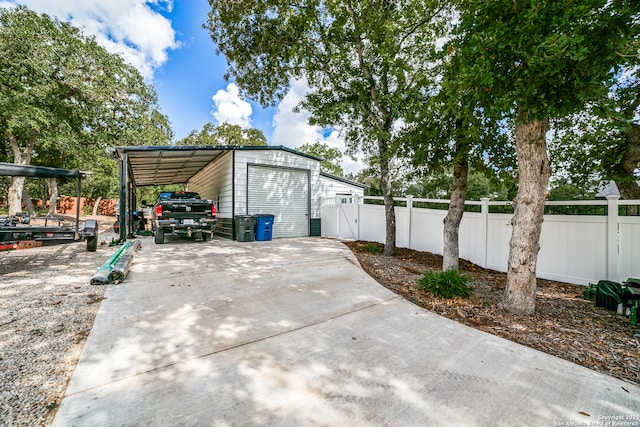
left=46, top=400, right=58, bottom=412
left=362, top=242, right=383, bottom=254
left=418, top=269, right=473, bottom=299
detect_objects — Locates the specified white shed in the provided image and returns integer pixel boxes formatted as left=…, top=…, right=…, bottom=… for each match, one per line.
left=115, top=145, right=364, bottom=240
left=318, top=172, right=366, bottom=200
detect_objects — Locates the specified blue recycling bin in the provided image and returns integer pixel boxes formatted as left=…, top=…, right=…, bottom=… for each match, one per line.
left=255, top=214, right=274, bottom=241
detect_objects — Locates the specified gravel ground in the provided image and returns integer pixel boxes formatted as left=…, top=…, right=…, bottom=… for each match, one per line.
left=0, top=216, right=119, bottom=427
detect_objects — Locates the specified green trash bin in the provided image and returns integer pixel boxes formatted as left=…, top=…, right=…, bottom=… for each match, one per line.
left=235, top=215, right=256, bottom=242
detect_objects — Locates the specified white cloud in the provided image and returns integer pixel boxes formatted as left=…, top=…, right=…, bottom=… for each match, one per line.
left=8, top=0, right=178, bottom=79
left=211, top=83, right=253, bottom=128
left=272, top=79, right=364, bottom=175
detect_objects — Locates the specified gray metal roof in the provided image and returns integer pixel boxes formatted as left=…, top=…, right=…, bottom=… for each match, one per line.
left=0, top=162, right=86, bottom=179
left=319, top=171, right=367, bottom=189
left=115, top=145, right=322, bottom=187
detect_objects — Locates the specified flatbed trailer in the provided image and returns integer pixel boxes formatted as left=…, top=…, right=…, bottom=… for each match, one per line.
left=0, top=162, right=98, bottom=252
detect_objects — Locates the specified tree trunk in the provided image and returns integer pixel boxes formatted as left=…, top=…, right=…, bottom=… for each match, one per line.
left=22, top=187, right=36, bottom=217
left=7, top=176, right=24, bottom=215
left=503, top=112, right=552, bottom=315
left=378, top=137, right=396, bottom=256
left=92, top=196, right=102, bottom=216
left=610, top=123, right=640, bottom=201
left=47, top=178, right=58, bottom=217
left=443, top=138, right=469, bottom=271
left=7, top=133, right=36, bottom=215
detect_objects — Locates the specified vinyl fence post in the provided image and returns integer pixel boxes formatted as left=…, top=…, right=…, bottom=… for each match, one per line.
left=354, top=193, right=360, bottom=241
left=606, top=195, right=620, bottom=282
left=335, top=194, right=341, bottom=239
left=480, top=198, right=489, bottom=268
left=406, top=195, right=413, bottom=249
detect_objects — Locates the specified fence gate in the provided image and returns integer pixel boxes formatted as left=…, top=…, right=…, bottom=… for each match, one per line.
left=336, top=194, right=360, bottom=240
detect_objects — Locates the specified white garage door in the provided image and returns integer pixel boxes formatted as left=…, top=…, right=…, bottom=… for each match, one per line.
left=247, top=165, right=309, bottom=238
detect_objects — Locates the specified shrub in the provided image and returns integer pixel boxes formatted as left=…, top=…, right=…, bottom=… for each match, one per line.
left=418, top=269, right=473, bottom=299
left=362, top=242, right=382, bottom=254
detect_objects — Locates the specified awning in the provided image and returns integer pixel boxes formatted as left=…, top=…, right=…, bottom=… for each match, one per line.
left=115, top=146, right=227, bottom=187
left=0, top=162, right=86, bottom=179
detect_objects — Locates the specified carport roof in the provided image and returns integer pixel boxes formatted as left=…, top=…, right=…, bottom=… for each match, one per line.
left=115, top=145, right=321, bottom=187
left=0, top=162, right=86, bottom=179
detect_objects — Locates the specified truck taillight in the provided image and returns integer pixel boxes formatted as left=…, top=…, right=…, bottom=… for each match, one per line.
left=156, top=205, right=163, bottom=217
left=211, top=205, right=217, bottom=215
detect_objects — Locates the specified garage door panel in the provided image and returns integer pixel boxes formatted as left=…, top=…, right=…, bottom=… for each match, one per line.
left=248, top=166, right=309, bottom=238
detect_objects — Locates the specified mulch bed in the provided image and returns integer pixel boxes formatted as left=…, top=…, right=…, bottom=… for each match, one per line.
left=343, top=241, right=640, bottom=386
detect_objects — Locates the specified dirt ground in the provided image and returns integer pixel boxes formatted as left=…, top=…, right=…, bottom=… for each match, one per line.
left=343, top=241, right=640, bottom=387
left=0, top=215, right=119, bottom=427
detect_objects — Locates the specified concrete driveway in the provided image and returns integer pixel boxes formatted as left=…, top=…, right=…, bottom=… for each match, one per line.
left=53, top=237, right=640, bottom=427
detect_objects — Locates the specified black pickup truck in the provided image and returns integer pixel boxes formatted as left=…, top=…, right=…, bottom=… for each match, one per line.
left=152, top=191, right=217, bottom=244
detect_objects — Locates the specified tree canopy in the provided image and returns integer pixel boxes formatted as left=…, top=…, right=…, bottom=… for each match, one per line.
left=0, top=6, right=170, bottom=213
left=448, top=0, right=639, bottom=314
left=176, top=122, right=267, bottom=146
left=297, top=142, right=344, bottom=177
left=207, top=0, right=454, bottom=255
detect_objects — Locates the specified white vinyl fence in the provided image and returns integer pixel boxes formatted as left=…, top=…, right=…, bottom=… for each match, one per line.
left=321, top=195, right=640, bottom=286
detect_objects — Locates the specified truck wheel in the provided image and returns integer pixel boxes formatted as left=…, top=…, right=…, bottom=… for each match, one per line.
left=201, top=232, right=209, bottom=242
left=86, top=235, right=98, bottom=252
left=155, top=228, right=164, bottom=244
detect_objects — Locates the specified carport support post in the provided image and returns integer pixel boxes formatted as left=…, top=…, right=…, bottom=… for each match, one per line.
left=119, top=154, right=128, bottom=242
left=127, top=181, right=135, bottom=237
left=74, top=175, right=82, bottom=240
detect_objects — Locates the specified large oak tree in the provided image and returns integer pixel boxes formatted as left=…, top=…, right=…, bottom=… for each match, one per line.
left=0, top=6, right=169, bottom=214
left=206, top=0, right=452, bottom=256
left=450, top=0, right=639, bottom=314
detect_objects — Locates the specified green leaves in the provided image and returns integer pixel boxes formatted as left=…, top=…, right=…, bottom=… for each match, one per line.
left=451, top=0, right=638, bottom=121
left=297, top=141, right=345, bottom=176
left=0, top=6, right=172, bottom=199
left=176, top=122, right=267, bottom=147
left=418, top=269, right=473, bottom=299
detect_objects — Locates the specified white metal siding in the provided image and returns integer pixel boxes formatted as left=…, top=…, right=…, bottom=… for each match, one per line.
left=187, top=152, right=233, bottom=218
left=247, top=165, right=309, bottom=238
left=233, top=150, right=321, bottom=218
left=318, top=175, right=365, bottom=200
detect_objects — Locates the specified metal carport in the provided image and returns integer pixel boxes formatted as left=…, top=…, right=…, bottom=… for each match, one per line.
left=114, top=146, right=232, bottom=242
left=114, top=145, right=322, bottom=242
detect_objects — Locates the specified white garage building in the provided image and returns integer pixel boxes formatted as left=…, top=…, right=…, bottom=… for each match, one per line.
left=114, top=145, right=365, bottom=241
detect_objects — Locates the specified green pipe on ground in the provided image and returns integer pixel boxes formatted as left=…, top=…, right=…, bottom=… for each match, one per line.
left=90, top=241, right=133, bottom=285
left=108, top=240, right=141, bottom=284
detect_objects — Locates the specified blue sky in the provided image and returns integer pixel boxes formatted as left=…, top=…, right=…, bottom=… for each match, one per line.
left=150, top=0, right=276, bottom=140
left=4, top=0, right=362, bottom=173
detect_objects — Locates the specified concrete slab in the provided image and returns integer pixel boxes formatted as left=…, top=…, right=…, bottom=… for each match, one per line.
left=53, top=237, right=640, bottom=427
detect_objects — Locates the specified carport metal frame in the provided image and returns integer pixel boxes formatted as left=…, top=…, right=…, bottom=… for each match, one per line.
left=114, top=145, right=321, bottom=242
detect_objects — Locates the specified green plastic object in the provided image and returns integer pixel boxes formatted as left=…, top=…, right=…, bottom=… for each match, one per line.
left=234, top=215, right=256, bottom=242
left=584, top=283, right=597, bottom=300
left=625, top=278, right=640, bottom=287
left=595, top=280, right=624, bottom=311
